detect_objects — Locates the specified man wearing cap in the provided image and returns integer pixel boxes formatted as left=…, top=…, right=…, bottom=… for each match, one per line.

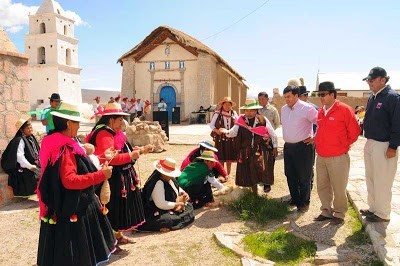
left=41, top=93, right=61, bottom=134
left=361, top=67, right=400, bottom=223
left=258, top=92, right=280, bottom=130
left=281, top=86, right=317, bottom=212
left=312, top=82, right=360, bottom=225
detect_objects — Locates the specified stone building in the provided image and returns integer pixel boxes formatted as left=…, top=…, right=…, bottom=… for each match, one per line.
left=0, top=27, right=30, bottom=205
left=25, top=0, right=82, bottom=109
left=118, top=26, right=248, bottom=121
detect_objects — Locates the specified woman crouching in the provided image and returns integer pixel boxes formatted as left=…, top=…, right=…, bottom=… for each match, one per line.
left=139, top=158, right=194, bottom=232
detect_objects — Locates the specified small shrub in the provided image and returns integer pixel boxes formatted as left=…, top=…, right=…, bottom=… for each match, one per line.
left=228, top=191, right=289, bottom=224
left=243, top=227, right=317, bottom=265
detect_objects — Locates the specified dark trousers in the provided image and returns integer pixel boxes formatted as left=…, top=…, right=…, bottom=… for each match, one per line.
left=284, top=141, right=314, bottom=207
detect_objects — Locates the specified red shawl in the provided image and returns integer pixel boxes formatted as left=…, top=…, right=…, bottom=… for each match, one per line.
left=235, top=115, right=270, bottom=138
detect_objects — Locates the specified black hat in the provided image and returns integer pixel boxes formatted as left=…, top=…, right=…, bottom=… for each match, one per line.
left=362, top=67, right=388, bottom=81
left=49, top=93, right=61, bottom=101
left=318, top=81, right=336, bottom=91
left=299, top=86, right=309, bottom=95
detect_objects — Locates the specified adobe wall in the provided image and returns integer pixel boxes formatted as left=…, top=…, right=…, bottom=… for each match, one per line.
left=0, top=49, right=30, bottom=205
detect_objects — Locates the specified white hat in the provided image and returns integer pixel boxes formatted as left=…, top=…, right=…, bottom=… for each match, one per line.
left=153, top=158, right=181, bottom=178
left=50, top=101, right=89, bottom=122
left=15, top=114, right=32, bottom=130
left=101, top=102, right=129, bottom=116
left=199, top=140, right=218, bottom=152
left=239, top=99, right=263, bottom=110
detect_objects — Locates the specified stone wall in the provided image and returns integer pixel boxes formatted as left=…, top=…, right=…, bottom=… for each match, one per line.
left=0, top=30, right=30, bottom=205
left=270, top=94, right=369, bottom=116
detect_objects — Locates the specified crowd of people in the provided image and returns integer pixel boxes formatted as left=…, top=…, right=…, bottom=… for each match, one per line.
left=0, top=66, right=399, bottom=265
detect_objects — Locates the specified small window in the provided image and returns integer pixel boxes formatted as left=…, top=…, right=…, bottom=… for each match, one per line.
left=64, top=25, right=67, bottom=35
left=165, top=61, right=170, bottom=70
left=165, top=45, right=170, bottom=56
left=179, top=61, right=185, bottom=69
left=39, top=23, right=46, bottom=34
left=66, top=49, right=71, bottom=65
left=150, top=62, right=155, bottom=70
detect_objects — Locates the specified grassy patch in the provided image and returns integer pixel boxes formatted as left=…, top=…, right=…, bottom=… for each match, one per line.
left=346, top=202, right=371, bottom=246
left=243, top=227, right=316, bottom=265
left=228, top=191, right=289, bottom=224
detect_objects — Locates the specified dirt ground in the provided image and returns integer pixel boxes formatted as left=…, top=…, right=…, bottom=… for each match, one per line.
left=0, top=144, right=379, bottom=266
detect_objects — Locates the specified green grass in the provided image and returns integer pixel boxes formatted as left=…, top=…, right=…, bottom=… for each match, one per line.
left=243, top=227, right=317, bottom=265
left=228, top=191, right=289, bottom=224
left=346, top=202, right=371, bottom=246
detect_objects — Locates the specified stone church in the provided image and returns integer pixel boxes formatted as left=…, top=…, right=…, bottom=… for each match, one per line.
left=118, top=26, right=248, bottom=121
left=25, top=0, right=82, bottom=109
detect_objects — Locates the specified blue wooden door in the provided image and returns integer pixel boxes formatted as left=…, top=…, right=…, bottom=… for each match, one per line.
left=160, top=86, right=176, bottom=121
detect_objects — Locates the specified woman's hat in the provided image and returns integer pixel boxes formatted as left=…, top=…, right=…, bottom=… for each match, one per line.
left=196, top=150, right=218, bottom=162
left=101, top=102, right=129, bottom=116
left=218, top=96, right=236, bottom=108
left=199, top=140, right=218, bottom=152
left=15, top=114, right=32, bottom=130
left=50, top=101, right=89, bottom=122
left=153, top=158, right=182, bottom=177
left=239, top=99, right=263, bottom=110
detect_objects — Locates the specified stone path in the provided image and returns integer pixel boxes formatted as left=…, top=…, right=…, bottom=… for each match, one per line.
left=347, top=137, right=400, bottom=266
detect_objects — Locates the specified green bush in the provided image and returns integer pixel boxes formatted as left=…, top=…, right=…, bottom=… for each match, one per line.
left=228, top=191, right=289, bottom=224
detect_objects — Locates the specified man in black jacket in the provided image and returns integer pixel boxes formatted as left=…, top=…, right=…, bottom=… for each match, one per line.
left=361, top=67, right=400, bottom=222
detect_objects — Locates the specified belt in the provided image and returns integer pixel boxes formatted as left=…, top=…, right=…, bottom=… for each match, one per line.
left=285, top=137, right=312, bottom=145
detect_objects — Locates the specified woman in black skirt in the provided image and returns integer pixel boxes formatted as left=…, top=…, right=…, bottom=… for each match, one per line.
left=140, top=158, right=194, bottom=232
left=37, top=102, right=116, bottom=266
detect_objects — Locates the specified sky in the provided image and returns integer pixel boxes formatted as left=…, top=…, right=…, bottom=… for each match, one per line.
left=2, top=0, right=400, bottom=98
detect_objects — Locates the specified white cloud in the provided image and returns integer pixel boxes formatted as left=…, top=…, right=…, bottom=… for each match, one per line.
left=63, top=10, right=90, bottom=27
left=0, top=0, right=89, bottom=33
left=246, top=82, right=275, bottom=99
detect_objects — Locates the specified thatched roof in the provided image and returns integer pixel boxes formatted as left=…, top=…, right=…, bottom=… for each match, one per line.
left=117, top=26, right=246, bottom=81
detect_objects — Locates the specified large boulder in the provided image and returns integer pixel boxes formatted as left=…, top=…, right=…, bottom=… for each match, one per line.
left=126, top=119, right=168, bottom=152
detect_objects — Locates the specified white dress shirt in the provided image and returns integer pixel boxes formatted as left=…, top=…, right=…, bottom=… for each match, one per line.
left=281, top=100, right=318, bottom=143
left=17, top=139, right=35, bottom=169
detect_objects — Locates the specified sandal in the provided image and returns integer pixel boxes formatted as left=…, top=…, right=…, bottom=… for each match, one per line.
left=113, top=245, right=129, bottom=255
left=117, top=235, right=135, bottom=245
left=160, top=227, right=171, bottom=233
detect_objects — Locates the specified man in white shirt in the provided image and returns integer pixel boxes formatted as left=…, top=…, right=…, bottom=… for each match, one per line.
left=281, top=85, right=318, bottom=212
left=135, top=98, right=144, bottom=118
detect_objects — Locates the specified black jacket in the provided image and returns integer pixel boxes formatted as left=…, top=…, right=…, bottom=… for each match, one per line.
left=364, top=85, right=400, bottom=149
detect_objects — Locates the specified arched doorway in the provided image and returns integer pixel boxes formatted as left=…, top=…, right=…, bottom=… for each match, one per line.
left=160, top=86, right=176, bottom=121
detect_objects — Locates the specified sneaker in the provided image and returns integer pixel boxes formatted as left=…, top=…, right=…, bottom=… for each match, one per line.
left=313, top=214, right=332, bottom=222
left=366, top=214, right=390, bottom=223
left=330, top=217, right=344, bottom=225
left=360, top=209, right=374, bottom=216
left=297, top=205, right=309, bottom=213
left=263, top=184, right=271, bottom=193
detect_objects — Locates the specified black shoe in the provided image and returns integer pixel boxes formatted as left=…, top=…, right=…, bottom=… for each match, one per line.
left=360, top=209, right=374, bottom=216
left=366, top=214, right=390, bottom=223
left=297, top=205, right=309, bottom=213
left=330, top=217, right=344, bottom=225
left=313, top=214, right=332, bottom=221
left=263, top=184, right=271, bottom=193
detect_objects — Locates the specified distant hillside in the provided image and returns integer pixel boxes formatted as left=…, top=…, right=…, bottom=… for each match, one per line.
left=81, top=89, right=121, bottom=104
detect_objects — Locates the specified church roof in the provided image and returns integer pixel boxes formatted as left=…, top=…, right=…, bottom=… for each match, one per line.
left=36, top=0, right=65, bottom=15
left=118, top=26, right=245, bottom=81
left=0, top=27, right=19, bottom=53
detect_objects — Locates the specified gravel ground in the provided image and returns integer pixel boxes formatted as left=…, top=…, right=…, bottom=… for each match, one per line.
left=0, top=144, right=379, bottom=265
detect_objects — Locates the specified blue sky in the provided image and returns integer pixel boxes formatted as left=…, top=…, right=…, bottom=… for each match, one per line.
left=2, top=0, right=400, bottom=97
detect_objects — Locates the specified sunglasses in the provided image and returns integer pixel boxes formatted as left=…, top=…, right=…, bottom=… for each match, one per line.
left=317, top=92, right=330, bottom=97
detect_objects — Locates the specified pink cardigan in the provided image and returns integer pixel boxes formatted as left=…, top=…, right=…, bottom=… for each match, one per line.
left=180, top=147, right=228, bottom=177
